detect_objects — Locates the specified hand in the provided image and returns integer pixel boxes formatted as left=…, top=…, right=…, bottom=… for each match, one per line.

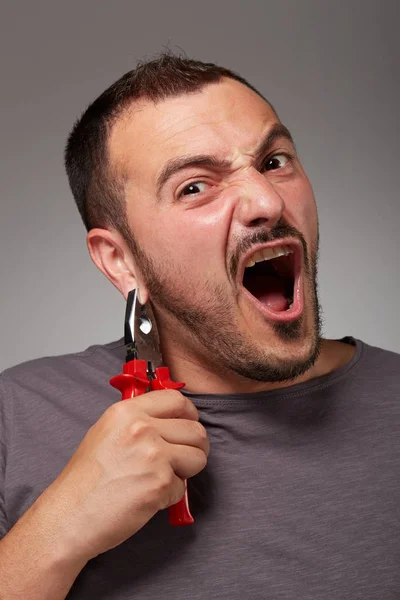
left=40, top=389, right=209, bottom=561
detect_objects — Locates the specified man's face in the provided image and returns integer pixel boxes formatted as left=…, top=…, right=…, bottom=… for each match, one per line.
left=111, top=78, right=323, bottom=390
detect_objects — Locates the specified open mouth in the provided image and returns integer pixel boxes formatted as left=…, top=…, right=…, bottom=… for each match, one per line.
left=240, top=241, right=303, bottom=322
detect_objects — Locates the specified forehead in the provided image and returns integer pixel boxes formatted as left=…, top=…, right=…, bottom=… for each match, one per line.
left=110, top=78, right=279, bottom=187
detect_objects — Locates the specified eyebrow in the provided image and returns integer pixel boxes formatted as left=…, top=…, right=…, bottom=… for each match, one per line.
left=155, top=122, right=295, bottom=198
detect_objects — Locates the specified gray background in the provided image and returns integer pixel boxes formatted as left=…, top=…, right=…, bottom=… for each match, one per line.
left=0, top=0, right=399, bottom=373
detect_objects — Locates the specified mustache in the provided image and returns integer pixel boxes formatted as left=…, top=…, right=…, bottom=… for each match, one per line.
left=230, top=220, right=308, bottom=281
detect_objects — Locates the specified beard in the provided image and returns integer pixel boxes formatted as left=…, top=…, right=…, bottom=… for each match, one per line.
left=126, top=220, right=324, bottom=384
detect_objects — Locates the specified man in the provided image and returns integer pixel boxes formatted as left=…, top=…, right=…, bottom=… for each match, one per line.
left=0, top=53, right=399, bottom=599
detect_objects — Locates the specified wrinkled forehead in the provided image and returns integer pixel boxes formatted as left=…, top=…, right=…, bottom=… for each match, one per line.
left=108, top=78, right=279, bottom=192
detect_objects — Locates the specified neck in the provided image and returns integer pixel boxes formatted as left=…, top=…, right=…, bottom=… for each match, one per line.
left=161, top=338, right=356, bottom=395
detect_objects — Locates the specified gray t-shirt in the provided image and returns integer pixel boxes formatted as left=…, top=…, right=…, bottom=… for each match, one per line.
left=1, top=336, right=399, bottom=599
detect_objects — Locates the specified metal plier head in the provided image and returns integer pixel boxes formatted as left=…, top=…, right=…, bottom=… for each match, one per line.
left=124, top=288, right=163, bottom=370
left=110, top=289, right=192, bottom=526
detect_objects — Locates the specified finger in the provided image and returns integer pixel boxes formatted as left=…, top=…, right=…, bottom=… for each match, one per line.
left=166, top=473, right=187, bottom=508
left=169, top=444, right=208, bottom=480
left=125, top=389, right=199, bottom=421
left=155, top=418, right=210, bottom=457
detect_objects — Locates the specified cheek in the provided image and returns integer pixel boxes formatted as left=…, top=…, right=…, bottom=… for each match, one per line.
left=129, top=215, right=218, bottom=286
left=125, top=197, right=223, bottom=288
left=284, top=178, right=318, bottom=237
left=301, top=193, right=318, bottom=236
left=151, top=202, right=232, bottom=272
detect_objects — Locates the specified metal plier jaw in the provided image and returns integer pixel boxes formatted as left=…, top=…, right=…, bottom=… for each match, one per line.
left=110, top=289, right=194, bottom=526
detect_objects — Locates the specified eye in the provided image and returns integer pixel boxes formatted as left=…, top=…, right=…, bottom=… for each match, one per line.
left=263, top=153, right=293, bottom=171
left=180, top=181, right=209, bottom=197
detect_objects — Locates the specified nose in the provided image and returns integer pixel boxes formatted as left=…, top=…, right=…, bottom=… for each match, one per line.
left=233, top=169, right=285, bottom=229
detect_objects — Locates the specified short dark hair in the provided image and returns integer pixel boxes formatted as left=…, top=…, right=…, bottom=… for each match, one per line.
left=64, top=52, right=276, bottom=239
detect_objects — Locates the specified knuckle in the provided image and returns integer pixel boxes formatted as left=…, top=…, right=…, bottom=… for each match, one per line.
left=104, top=401, right=127, bottom=422
left=196, top=450, right=208, bottom=472
left=145, top=441, right=163, bottom=464
left=171, top=391, right=188, bottom=414
left=188, top=421, right=209, bottom=455
left=136, top=467, right=174, bottom=513
left=194, top=421, right=208, bottom=441
left=157, top=473, right=184, bottom=510
left=171, top=392, right=199, bottom=420
left=169, top=479, right=186, bottom=507
left=191, top=421, right=208, bottom=443
left=156, top=469, right=175, bottom=493
left=200, top=452, right=208, bottom=470
left=129, top=418, right=152, bottom=440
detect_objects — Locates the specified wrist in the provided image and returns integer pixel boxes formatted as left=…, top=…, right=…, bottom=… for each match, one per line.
left=27, top=480, right=93, bottom=568
left=0, top=490, right=89, bottom=599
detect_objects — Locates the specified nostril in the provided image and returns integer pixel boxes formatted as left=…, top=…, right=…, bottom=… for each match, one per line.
left=250, top=217, right=269, bottom=227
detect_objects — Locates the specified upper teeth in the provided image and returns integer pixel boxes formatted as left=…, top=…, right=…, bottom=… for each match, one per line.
left=245, top=245, right=293, bottom=268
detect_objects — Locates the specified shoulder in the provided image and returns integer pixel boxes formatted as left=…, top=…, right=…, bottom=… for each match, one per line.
left=0, top=339, right=127, bottom=451
left=359, top=338, right=400, bottom=379
left=0, top=339, right=126, bottom=402
left=350, top=338, right=400, bottom=419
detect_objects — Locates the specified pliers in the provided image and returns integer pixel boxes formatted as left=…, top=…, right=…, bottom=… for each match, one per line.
left=110, top=289, right=194, bottom=526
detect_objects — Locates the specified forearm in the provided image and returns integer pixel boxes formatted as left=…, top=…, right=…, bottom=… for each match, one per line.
left=0, top=488, right=88, bottom=600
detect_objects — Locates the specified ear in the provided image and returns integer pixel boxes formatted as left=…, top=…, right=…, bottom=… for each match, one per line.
left=86, top=228, right=149, bottom=304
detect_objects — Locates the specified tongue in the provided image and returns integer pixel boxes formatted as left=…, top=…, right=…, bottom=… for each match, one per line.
left=249, top=275, right=289, bottom=311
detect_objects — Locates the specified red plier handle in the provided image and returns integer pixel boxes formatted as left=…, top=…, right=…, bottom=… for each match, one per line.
left=110, top=359, right=194, bottom=526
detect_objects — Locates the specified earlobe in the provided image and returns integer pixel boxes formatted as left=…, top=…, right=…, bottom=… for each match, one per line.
left=86, top=228, right=147, bottom=301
